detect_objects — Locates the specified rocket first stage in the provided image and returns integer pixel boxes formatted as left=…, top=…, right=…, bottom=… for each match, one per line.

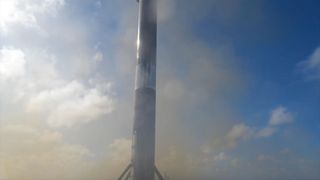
left=132, top=0, right=157, bottom=179
left=118, top=0, right=164, bottom=180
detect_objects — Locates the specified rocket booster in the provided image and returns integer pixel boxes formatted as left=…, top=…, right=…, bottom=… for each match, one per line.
left=132, top=0, right=157, bottom=180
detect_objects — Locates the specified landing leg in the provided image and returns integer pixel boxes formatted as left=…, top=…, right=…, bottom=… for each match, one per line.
left=154, top=166, right=164, bottom=180
left=118, top=164, right=165, bottom=180
left=117, top=164, right=132, bottom=180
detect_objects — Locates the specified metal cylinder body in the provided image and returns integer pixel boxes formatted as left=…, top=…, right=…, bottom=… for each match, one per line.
left=132, top=0, right=157, bottom=180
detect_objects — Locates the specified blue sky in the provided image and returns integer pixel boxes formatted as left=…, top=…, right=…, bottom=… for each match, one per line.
left=0, top=0, right=320, bottom=179
left=189, top=0, right=320, bottom=142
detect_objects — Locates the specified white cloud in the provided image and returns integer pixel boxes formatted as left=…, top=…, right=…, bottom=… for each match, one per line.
left=223, top=106, right=293, bottom=147
left=269, top=106, right=294, bottom=126
left=218, top=106, right=293, bottom=149
left=0, top=47, right=25, bottom=79
left=298, top=47, right=320, bottom=80
left=0, top=0, right=64, bottom=33
left=27, top=80, right=115, bottom=128
left=0, top=46, right=114, bottom=128
left=256, top=126, right=277, bottom=138
left=0, top=0, right=35, bottom=31
left=225, top=123, right=253, bottom=148
left=306, top=47, right=320, bottom=69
